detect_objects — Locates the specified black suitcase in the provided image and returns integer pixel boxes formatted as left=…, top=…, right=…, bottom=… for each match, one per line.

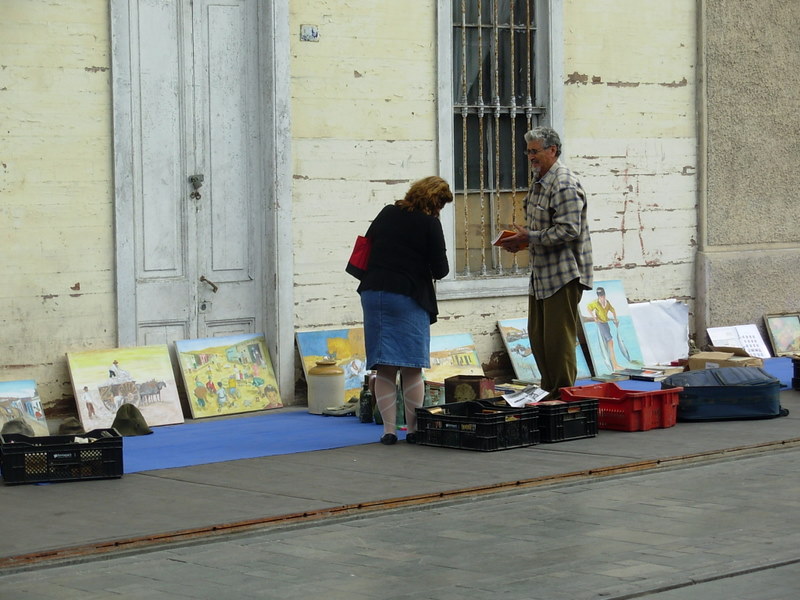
left=661, top=367, right=788, bottom=421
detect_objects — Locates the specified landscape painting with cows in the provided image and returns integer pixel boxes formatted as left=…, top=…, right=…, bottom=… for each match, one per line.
left=67, top=345, right=184, bottom=431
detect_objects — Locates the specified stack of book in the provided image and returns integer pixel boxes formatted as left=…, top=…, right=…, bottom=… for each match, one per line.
left=594, top=365, right=685, bottom=383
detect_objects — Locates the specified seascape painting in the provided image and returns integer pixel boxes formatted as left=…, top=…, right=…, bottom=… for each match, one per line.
left=497, top=318, right=592, bottom=382
left=579, top=280, right=645, bottom=377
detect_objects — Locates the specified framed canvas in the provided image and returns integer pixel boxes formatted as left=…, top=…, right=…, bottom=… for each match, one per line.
left=497, top=318, right=591, bottom=382
left=424, top=333, right=484, bottom=384
left=579, top=280, right=645, bottom=377
left=764, top=313, right=800, bottom=357
left=67, top=345, right=184, bottom=430
left=296, top=328, right=368, bottom=404
left=176, top=334, right=282, bottom=418
left=0, top=379, right=49, bottom=436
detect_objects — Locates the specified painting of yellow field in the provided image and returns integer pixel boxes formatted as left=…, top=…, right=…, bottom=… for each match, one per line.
left=66, top=345, right=184, bottom=431
left=295, top=327, right=368, bottom=405
left=175, top=333, right=282, bottom=418
left=0, top=380, right=49, bottom=436
left=424, top=333, right=484, bottom=384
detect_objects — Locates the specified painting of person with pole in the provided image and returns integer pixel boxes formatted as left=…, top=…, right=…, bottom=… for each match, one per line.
left=586, top=286, right=628, bottom=372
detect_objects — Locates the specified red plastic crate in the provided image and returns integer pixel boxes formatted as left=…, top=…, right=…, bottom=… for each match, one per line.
left=560, top=383, right=682, bottom=432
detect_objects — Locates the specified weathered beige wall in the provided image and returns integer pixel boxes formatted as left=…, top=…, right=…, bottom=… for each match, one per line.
left=0, top=1, right=115, bottom=411
left=563, top=0, right=698, bottom=310
left=289, top=0, right=440, bottom=329
left=287, top=1, right=551, bottom=368
left=697, top=0, right=800, bottom=342
left=3, top=0, right=747, bottom=416
left=289, top=0, right=699, bottom=368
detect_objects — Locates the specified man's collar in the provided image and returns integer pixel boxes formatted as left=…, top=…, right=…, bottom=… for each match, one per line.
left=534, top=159, right=562, bottom=186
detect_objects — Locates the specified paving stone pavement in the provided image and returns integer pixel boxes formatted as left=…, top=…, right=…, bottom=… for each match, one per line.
left=1, top=447, right=798, bottom=600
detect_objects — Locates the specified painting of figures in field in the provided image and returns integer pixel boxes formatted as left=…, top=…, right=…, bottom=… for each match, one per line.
left=497, top=318, right=592, bottom=383
left=579, top=280, right=645, bottom=377
left=296, top=328, right=367, bottom=404
left=0, top=380, right=49, bottom=436
left=176, top=333, right=281, bottom=418
left=66, top=346, right=184, bottom=431
left=424, top=333, right=484, bottom=384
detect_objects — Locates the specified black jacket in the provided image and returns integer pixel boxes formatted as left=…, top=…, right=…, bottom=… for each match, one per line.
left=357, top=204, right=449, bottom=323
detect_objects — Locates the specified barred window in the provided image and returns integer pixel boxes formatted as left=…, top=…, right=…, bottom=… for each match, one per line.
left=451, top=0, right=546, bottom=278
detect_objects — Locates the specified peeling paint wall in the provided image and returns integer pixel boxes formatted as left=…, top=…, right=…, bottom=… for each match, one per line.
left=1, top=0, right=707, bottom=416
left=697, top=0, right=800, bottom=340
left=0, top=1, right=116, bottom=411
left=288, top=0, right=699, bottom=369
left=289, top=1, right=440, bottom=330
left=563, top=0, right=697, bottom=309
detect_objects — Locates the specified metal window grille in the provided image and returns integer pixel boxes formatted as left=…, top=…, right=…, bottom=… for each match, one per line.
left=453, top=0, right=542, bottom=277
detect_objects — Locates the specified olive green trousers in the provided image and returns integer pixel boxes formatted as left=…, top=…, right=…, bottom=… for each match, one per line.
left=527, top=278, right=583, bottom=397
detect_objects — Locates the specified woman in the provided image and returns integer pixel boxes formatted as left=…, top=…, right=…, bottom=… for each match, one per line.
left=358, top=176, right=453, bottom=445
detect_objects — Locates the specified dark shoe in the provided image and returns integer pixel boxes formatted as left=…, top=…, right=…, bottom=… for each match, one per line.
left=405, top=432, right=419, bottom=444
left=380, top=433, right=397, bottom=445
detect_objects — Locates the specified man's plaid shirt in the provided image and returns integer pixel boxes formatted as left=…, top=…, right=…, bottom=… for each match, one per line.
left=525, top=161, right=593, bottom=299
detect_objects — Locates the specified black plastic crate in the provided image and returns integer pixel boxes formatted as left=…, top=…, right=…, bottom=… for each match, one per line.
left=415, top=400, right=539, bottom=451
left=537, top=399, right=598, bottom=443
left=0, top=429, right=123, bottom=485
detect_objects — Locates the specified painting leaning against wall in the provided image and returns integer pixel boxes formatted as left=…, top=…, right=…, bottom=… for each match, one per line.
left=296, top=328, right=368, bottom=405
left=176, top=333, right=282, bottom=419
left=0, top=379, right=49, bottom=436
left=66, top=346, right=185, bottom=431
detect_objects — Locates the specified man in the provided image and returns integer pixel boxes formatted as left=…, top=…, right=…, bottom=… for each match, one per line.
left=498, top=126, right=593, bottom=398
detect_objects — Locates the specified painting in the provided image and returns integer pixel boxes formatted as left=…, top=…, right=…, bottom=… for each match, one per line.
left=176, top=334, right=282, bottom=418
left=764, top=313, right=800, bottom=357
left=579, top=280, right=645, bottom=377
left=425, top=333, right=484, bottom=384
left=296, top=328, right=367, bottom=404
left=0, top=380, right=49, bottom=436
left=497, top=318, right=591, bottom=383
left=67, top=345, right=184, bottom=431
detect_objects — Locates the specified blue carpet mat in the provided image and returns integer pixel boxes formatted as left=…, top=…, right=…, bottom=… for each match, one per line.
left=124, top=411, right=385, bottom=474
left=123, top=358, right=793, bottom=474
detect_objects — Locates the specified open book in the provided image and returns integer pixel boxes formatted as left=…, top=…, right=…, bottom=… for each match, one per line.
left=491, top=229, right=517, bottom=246
left=501, top=385, right=549, bottom=407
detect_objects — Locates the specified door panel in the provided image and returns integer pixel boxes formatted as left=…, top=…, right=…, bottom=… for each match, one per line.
left=195, top=0, right=263, bottom=339
left=124, top=0, right=263, bottom=344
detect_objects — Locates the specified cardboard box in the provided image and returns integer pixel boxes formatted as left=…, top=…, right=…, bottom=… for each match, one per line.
left=444, top=375, right=495, bottom=403
left=687, top=347, right=763, bottom=371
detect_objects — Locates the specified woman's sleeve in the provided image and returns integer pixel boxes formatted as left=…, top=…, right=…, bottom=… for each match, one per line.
left=428, top=217, right=449, bottom=280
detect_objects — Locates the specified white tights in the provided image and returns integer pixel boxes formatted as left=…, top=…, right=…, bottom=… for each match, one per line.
left=373, top=365, right=425, bottom=436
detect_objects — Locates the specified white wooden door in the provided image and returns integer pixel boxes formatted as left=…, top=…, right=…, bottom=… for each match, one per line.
left=114, top=0, right=265, bottom=344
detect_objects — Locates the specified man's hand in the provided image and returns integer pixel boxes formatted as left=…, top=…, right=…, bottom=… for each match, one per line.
left=497, top=224, right=529, bottom=253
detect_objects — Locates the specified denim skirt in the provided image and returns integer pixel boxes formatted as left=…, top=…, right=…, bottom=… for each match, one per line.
left=360, top=290, right=431, bottom=369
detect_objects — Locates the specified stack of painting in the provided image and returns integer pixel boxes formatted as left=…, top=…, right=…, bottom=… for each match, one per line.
left=295, top=328, right=486, bottom=406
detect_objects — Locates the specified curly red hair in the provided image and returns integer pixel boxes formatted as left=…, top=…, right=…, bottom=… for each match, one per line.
left=395, top=176, right=453, bottom=217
